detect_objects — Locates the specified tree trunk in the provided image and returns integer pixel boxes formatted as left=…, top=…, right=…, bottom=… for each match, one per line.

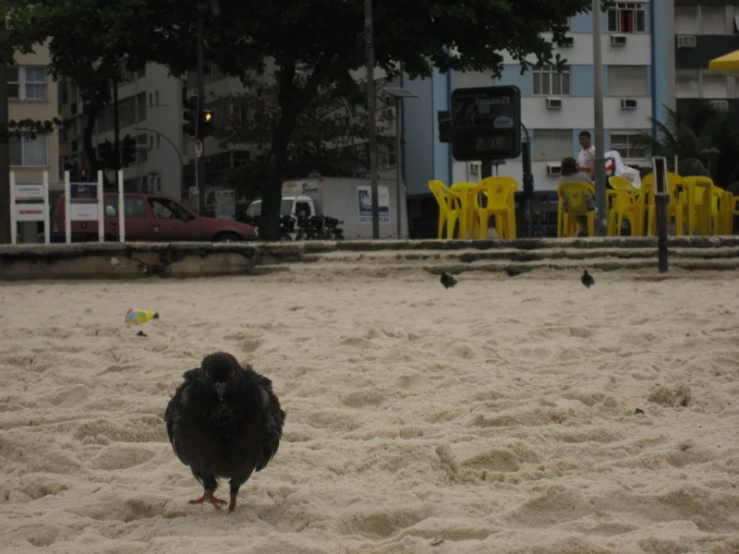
left=257, top=53, right=335, bottom=240
left=259, top=102, right=299, bottom=240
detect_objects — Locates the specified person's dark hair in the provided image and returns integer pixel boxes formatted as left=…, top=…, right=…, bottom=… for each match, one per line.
left=579, top=130, right=591, bottom=139
left=561, top=157, right=578, bottom=176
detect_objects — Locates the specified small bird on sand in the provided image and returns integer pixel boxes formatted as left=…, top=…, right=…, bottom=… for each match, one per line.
left=440, top=272, right=457, bottom=289
left=165, top=352, right=285, bottom=512
left=581, top=270, right=595, bottom=288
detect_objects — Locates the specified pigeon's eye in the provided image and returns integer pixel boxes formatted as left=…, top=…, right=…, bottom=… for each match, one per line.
left=205, top=370, right=210, bottom=378
left=230, top=369, right=235, bottom=377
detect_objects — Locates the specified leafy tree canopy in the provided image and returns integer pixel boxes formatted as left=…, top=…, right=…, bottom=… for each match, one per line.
left=9, top=0, right=603, bottom=238
left=635, top=103, right=739, bottom=188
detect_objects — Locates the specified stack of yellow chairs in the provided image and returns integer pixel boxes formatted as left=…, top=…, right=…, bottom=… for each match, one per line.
left=428, top=180, right=460, bottom=239
left=719, top=189, right=738, bottom=235
left=640, top=172, right=686, bottom=236
left=475, top=177, right=518, bottom=239
left=450, top=182, right=483, bottom=239
left=681, top=176, right=720, bottom=235
left=607, top=176, right=643, bottom=236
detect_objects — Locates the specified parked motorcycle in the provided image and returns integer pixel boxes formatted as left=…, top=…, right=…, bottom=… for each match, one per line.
left=323, top=216, right=344, bottom=240
left=280, top=215, right=296, bottom=241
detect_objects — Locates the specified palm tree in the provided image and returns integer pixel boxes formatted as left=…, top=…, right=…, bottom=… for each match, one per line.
left=634, top=102, right=739, bottom=190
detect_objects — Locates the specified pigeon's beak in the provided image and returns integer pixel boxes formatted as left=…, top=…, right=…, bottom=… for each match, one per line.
left=215, top=383, right=227, bottom=402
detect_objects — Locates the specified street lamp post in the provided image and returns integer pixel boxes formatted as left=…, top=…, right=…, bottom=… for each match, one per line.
left=381, top=87, right=418, bottom=239
left=133, top=126, right=186, bottom=200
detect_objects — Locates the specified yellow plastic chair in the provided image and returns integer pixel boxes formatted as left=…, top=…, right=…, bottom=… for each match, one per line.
left=607, top=175, right=642, bottom=236
left=707, top=186, right=725, bottom=235
left=718, top=190, right=738, bottom=235
left=428, top=180, right=460, bottom=239
left=476, top=177, right=518, bottom=239
left=557, top=182, right=596, bottom=237
left=680, top=176, right=725, bottom=235
left=450, top=182, right=482, bottom=239
left=641, top=172, right=685, bottom=236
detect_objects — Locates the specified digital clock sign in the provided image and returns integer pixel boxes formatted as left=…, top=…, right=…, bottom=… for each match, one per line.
left=450, top=86, right=521, bottom=161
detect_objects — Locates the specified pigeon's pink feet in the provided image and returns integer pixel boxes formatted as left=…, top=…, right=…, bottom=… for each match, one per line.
left=228, top=493, right=238, bottom=512
left=189, top=491, right=227, bottom=509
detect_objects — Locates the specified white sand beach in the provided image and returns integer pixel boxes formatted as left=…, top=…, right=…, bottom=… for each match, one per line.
left=0, top=269, right=737, bottom=553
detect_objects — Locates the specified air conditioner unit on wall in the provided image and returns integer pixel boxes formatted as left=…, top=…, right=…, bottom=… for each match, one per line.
left=546, top=162, right=562, bottom=176
left=621, top=98, right=638, bottom=110
left=546, top=97, right=563, bottom=110
left=610, top=35, right=627, bottom=47
left=677, top=35, right=697, bottom=49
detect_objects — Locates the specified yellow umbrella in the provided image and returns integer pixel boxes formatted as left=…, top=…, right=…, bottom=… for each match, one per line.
left=708, top=50, right=739, bottom=76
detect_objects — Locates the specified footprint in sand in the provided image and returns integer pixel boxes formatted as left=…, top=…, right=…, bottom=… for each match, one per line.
left=396, top=373, right=431, bottom=390
left=18, top=475, right=71, bottom=500
left=89, top=444, right=157, bottom=470
left=460, top=448, right=522, bottom=473
left=238, top=337, right=263, bottom=353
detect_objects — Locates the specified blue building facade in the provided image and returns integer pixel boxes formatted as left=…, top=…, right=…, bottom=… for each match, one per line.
left=400, top=1, right=676, bottom=237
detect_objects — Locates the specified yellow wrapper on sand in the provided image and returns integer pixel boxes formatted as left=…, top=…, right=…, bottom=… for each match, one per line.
left=125, top=308, right=159, bottom=325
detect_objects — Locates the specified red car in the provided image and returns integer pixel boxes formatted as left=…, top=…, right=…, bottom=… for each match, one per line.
left=52, top=192, right=258, bottom=242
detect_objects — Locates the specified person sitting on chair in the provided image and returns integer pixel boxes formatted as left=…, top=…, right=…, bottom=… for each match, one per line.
left=558, top=157, right=595, bottom=237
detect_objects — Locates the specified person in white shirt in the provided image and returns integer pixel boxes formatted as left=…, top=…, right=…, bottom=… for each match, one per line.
left=577, top=131, right=596, bottom=178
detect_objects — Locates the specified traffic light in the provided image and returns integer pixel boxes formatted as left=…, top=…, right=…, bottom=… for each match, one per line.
left=200, top=110, right=213, bottom=138
left=121, top=135, right=137, bottom=167
left=183, top=93, right=198, bottom=137
left=97, top=140, right=117, bottom=169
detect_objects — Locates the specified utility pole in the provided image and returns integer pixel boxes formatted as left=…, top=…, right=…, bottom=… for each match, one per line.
left=0, top=0, right=10, bottom=244
left=112, top=75, right=121, bottom=189
left=196, top=4, right=206, bottom=215
left=592, top=0, right=607, bottom=236
left=194, top=0, right=219, bottom=215
left=0, top=63, right=9, bottom=244
left=364, top=0, right=379, bottom=239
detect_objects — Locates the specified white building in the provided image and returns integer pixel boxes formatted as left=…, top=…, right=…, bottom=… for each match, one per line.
left=60, top=63, right=186, bottom=201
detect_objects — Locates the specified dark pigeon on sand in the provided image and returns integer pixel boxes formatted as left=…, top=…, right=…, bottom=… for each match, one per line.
left=164, top=352, right=285, bottom=512
left=581, top=270, right=595, bottom=288
left=440, top=272, right=457, bottom=289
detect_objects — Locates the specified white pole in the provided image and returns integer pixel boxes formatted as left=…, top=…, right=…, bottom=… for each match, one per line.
left=42, top=171, right=50, bottom=244
left=97, top=170, right=104, bottom=242
left=118, top=169, right=125, bottom=242
left=9, top=171, right=17, bottom=245
left=64, top=170, right=71, bottom=244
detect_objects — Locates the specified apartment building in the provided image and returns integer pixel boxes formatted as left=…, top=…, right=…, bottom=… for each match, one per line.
left=9, top=44, right=60, bottom=190
left=674, top=1, right=739, bottom=114
left=8, top=44, right=61, bottom=242
left=400, top=0, right=676, bottom=232
left=59, top=63, right=186, bottom=201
